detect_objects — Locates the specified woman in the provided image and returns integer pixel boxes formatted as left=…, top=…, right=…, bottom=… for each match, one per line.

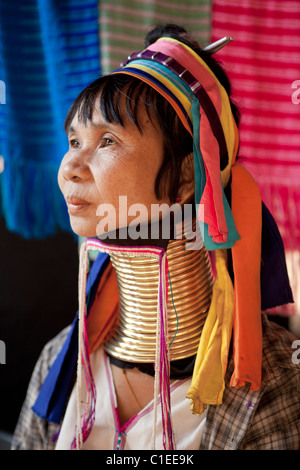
left=12, top=24, right=299, bottom=450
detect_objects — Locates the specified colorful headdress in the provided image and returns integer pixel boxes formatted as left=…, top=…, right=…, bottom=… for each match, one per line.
left=118, top=37, right=240, bottom=249
left=112, top=35, right=263, bottom=395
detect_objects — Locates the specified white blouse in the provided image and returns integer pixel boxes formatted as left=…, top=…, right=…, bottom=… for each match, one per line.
left=56, top=347, right=206, bottom=450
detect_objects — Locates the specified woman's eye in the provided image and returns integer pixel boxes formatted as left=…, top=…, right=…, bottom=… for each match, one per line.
left=69, top=139, right=80, bottom=148
left=100, top=137, right=114, bottom=147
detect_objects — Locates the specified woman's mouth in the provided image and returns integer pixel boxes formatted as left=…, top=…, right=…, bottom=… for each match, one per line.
left=66, top=196, right=91, bottom=214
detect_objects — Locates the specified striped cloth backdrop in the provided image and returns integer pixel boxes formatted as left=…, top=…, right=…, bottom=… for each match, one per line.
left=211, top=0, right=300, bottom=314
left=0, top=0, right=213, bottom=239
left=0, top=0, right=101, bottom=238
left=99, top=0, right=212, bottom=74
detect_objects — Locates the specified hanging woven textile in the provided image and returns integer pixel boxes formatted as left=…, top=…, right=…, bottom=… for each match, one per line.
left=0, top=0, right=101, bottom=238
left=211, top=0, right=300, bottom=314
left=99, top=0, right=212, bottom=74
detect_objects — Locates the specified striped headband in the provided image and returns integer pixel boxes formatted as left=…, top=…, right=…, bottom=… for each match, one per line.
left=112, top=37, right=241, bottom=251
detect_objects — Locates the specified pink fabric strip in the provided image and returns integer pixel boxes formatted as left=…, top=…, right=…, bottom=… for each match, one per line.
left=146, top=39, right=229, bottom=242
left=86, top=240, right=173, bottom=448
left=86, top=239, right=164, bottom=258
left=147, top=39, right=223, bottom=118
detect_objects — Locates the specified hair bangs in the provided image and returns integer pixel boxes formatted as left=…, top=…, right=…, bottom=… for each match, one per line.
left=64, top=75, right=162, bottom=134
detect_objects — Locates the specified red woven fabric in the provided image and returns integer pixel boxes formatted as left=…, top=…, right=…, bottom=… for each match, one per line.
left=211, top=0, right=300, bottom=254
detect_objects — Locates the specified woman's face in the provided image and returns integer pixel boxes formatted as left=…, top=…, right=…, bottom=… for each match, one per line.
left=58, top=99, right=170, bottom=238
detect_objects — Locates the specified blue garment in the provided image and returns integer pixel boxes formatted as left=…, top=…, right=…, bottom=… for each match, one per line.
left=0, top=0, right=101, bottom=238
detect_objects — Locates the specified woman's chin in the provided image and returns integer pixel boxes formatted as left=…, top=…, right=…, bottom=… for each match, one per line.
left=69, top=218, right=98, bottom=239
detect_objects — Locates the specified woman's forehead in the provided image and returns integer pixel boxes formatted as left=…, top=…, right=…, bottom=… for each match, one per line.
left=69, top=100, right=162, bottom=140
left=64, top=73, right=180, bottom=140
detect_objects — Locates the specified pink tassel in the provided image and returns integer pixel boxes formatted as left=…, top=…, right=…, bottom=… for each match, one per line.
left=156, top=251, right=175, bottom=450
left=71, top=242, right=97, bottom=450
left=74, top=240, right=175, bottom=450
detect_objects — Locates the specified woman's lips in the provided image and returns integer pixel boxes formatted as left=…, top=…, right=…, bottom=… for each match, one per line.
left=66, top=196, right=91, bottom=214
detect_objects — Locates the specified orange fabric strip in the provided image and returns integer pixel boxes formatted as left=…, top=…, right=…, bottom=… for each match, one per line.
left=230, top=163, right=262, bottom=390
left=86, top=261, right=120, bottom=354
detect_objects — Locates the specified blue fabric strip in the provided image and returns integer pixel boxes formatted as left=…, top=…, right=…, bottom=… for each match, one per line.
left=32, top=249, right=110, bottom=423
left=260, top=202, right=294, bottom=310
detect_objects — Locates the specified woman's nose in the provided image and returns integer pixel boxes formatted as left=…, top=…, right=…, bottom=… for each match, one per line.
left=61, top=151, right=91, bottom=182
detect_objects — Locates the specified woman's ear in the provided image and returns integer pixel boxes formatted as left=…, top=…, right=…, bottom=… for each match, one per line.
left=176, top=153, right=194, bottom=203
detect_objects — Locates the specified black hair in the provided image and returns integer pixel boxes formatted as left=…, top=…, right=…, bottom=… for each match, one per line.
left=64, top=24, right=240, bottom=202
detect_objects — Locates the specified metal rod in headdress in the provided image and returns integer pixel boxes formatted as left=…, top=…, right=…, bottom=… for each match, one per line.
left=203, top=37, right=233, bottom=54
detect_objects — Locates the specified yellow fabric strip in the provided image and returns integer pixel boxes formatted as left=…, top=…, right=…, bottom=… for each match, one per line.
left=186, top=249, right=234, bottom=415
left=155, top=37, right=237, bottom=187
left=123, top=62, right=193, bottom=120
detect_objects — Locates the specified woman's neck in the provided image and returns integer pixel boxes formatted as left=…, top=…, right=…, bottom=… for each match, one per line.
left=103, top=217, right=213, bottom=363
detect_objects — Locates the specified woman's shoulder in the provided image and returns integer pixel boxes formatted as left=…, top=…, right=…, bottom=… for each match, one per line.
left=261, top=313, right=300, bottom=375
left=10, top=325, right=73, bottom=450
left=38, top=325, right=72, bottom=373
left=238, top=314, right=300, bottom=450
